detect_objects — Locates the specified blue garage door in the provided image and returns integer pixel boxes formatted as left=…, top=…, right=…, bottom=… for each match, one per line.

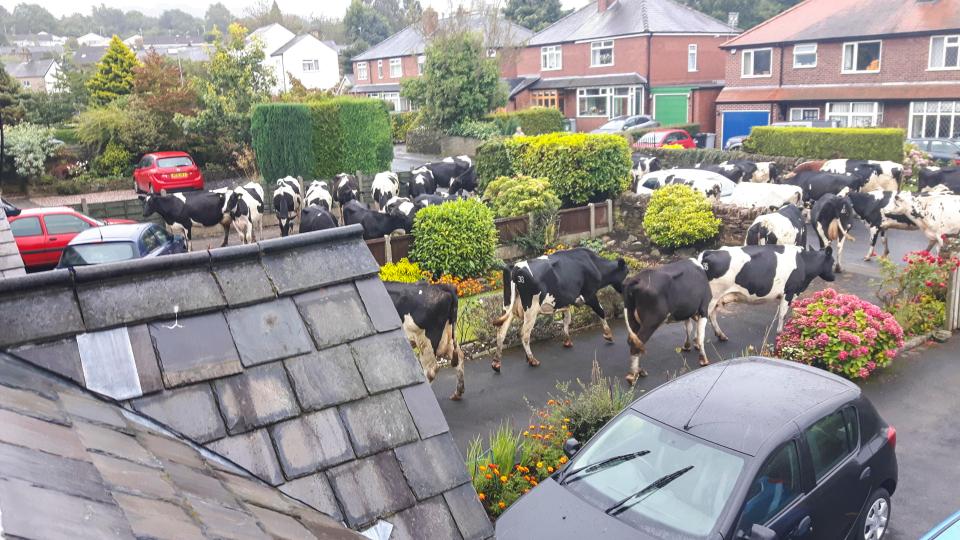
left=722, top=111, right=770, bottom=147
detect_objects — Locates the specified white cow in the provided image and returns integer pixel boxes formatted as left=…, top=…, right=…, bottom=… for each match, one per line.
left=371, top=171, right=400, bottom=210
left=723, top=182, right=804, bottom=211
left=889, top=190, right=960, bottom=252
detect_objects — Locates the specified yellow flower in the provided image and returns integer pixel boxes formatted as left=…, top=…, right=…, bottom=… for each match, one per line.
left=529, top=425, right=535, bottom=430
left=523, top=431, right=529, bottom=436
left=547, top=466, right=555, bottom=473
left=536, top=461, right=544, bottom=468
left=479, top=465, right=487, bottom=471
left=498, top=501, right=506, bottom=509
left=500, top=475, right=508, bottom=483
left=559, top=456, right=568, bottom=464
left=563, top=418, right=571, bottom=423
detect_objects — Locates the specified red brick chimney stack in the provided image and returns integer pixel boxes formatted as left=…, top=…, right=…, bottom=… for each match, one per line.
left=598, top=0, right=617, bottom=13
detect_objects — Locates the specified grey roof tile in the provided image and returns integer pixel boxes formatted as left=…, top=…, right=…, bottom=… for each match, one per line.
left=89, top=452, right=178, bottom=501
left=185, top=495, right=271, bottom=540
left=0, top=383, right=67, bottom=425
left=165, top=461, right=240, bottom=508
left=262, top=233, right=379, bottom=295
left=296, top=283, right=376, bottom=350
left=226, top=298, right=314, bottom=367
left=127, top=324, right=164, bottom=394
left=207, top=429, right=286, bottom=486
left=213, top=258, right=277, bottom=307
left=401, top=383, right=449, bottom=439
left=59, top=392, right=129, bottom=430
left=113, top=492, right=206, bottom=540
left=350, top=331, right=424, bottom=394
left=0, top=408, right=87, bottom=461
left=77, top=327, right=145, bottom=400
left=0, top=284, right=83, bottom=347
left=0, top=477, right=133, bottom=540
left=248, top=503, right=315, bottom=538
left=219, top=471, right=304, bottom=515
left=285, top=346, right=368, bottom=411
left=212, top=362, right=300, bottom=434
left=0, top=352, right=63, bottom=399
left=443, top=482, right=495, bottom=540
left=395, top=434, right=471, bottom=500
left=390, top=496, right=463, bottom=540
left=271, top=408, right=355, bottom=479
left=10, top=338, right=84, bottom=385
left=327, top=451, right=416, bottom=529
left=355, top=277, right=401, bottom=332
left=149, top=312, right=242, bottom=388
left=130, top=384, right=227, bottom=443
left=74, top=420, right=161, bottom=468
left=339, top=391, right=419, bottom=457
left=0, top=441, right=111, bottom=503
left=279, top=472, right=344, bottom=522
left=136, top=431, right=206, bottom=469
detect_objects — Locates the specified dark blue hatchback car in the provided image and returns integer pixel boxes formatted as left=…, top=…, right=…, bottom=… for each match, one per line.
left=497, top=357, right=898, bottom=540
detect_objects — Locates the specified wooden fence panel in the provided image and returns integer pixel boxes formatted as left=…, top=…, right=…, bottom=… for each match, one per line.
left=366, top=237, right=387, bottom=266
left=390, top=234, right=413, bottom=261
left=495, top=216, right=529, bottom=244
left=557, top=206, right=591, bottom=236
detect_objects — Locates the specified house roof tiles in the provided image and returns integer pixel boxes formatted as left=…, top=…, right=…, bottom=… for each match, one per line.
left=4, top=58, right=55, bottom=78
left=716, top=83, right=960, bottom=103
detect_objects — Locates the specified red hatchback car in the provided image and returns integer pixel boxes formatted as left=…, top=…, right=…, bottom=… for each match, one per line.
left=134, top=151, right=205, bottom=194
left=8, top=207, right=134, bottom=271
left=632, top=129, right=697, bottom=150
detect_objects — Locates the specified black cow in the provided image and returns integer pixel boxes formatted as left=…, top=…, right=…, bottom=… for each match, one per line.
left=413, top=194, right=446, bottom=209
left=414, top=155, right=476, bottom=194
left=631, top=155, right=661, bottom=179
left=142, top=191, right=231, bottom=251
left=622, top=259, right=712, bottom=385
left=918, top=167, right=960, bottom=192
left=491, top=248, right=627, bottom=372
left=385, top=281, right=465, bottom=400
left=299, top=205, right=338, bottom=233
left=333, top=173, right=359, bottom=205
left=745, top=203, right=806, bottom=247
left=699, top=245, right=836, bottom=341
left=273, top=177, right=302, bottom=237
left=848, top=190, right=916, bottom=261
left=341, top=199, right=411, bottom=239
left=786, top=170, right=870, bottom=202
left=408, top=169, right=437, bottom=198
left=811, top=194, right=855, bottom=272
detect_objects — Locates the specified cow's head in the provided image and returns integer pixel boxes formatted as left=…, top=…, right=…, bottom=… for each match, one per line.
left=838, top=197, right=855, bottom=235
left=890, top=191, right=915, bottom=216
left=809, top=246, right=836, bottom=282
left=140, top=195, right=154, bottom=217
left=767, top=163, right=781, bottom=182
left=608, top=258, right=629, bottom=293
left=273, top=191, right=295, bottom=236
left=850, top=163, right=882, bottom=188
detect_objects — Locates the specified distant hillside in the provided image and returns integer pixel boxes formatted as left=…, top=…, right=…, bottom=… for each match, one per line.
left=678, top=0, right=804, bottom=31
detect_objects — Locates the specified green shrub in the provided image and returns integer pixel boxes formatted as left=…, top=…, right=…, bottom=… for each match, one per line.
left=488, top=107, right=564, bottom=135
left=250, top=103, right=315, bottom=182
left=625, top=122, right=700, bottom=142
left=546, top=359, right=636, bottom=443
left=744, top=126, right=905, bottom=162
left=379, top=258, right=425, bottom=283
left=490, top=114, right=520, bottom=136
left=93, top=141, right=134, bottom=177
left=643, top=184, right=720, bottom=248
left=644, top=147, right=801, bottom=172
left=310, top=97, right=393, bottom=177
left=412, top=198, right=498, bottom=278
left=877, top=251, right=956, bottom=336
left=390, top=111, right=417, bottom=143
left=509, top=133, right=631, bottom=206
left=52, top=125, right=79, bottom=145
left=475, top=137, right=514, bottom=193
left=483, top=175, right=560, bottom=218
left=405, top=125, right=442, bottom=154
left=5, top=123, right=59, bottom=180
left=447, top=119, right=500, bottom=141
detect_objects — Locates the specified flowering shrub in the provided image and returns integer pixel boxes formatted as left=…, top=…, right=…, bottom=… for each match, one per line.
left=643, top=184, right=721, bottom=248
left=877, top=250, right=958, bottom=335
left=428, top=269, right=502, bottom=298
left=378, top=258, right=424, bottom=283
left=776, top=289, right=904, bottom=380
left=5, top=123, right=59, bottom=180
left=902, top=143, right=933, bottom=184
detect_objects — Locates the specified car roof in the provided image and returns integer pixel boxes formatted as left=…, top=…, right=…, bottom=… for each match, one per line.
left=15, top=206, right=78, bottom=217
left=632, top=357, right=859, bottom=457
left=145, top=151, right=192, bottom=159
left=68, top=223, right=154, bottom=244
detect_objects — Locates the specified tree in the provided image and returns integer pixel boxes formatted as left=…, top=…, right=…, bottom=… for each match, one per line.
left=134, top=51, right=197, bottom=146
left=158, top=9, right=203, bottom=36
left=58, top=13, right=92, bottom=37
left=677, top=0, right=802, bottom=30
left=502, top=0, right=568, bottom=32
left=401, top=32, right=507, bottom=129
left=344, top=0, right=391, bottom=47
left=86, top=36, right=139, bottom=106
left=4, top=123, right=58, bottom=182
left=91, top=4, right=126, bottom=36
left=0, top=66, right=25, bottom=185
left=205, top=3, right=233, bottom=32
left=10, top=3, right=56, bottom=34
left=53, top=48, right=90, bottom=114
left=268, top=1, right=283, bottom=24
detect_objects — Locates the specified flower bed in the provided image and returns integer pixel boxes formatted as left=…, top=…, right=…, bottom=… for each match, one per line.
left=378, top=258, right=503, bottom=298
left=877, top=250, right=959, bottom=336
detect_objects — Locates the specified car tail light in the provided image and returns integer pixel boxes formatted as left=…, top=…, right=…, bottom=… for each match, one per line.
left=954, top=159, right=960, bottom=166
left=886, top=426, right=896, bottom=449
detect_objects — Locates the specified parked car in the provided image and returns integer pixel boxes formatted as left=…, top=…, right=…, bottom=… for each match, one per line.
left=57, top=223, right=186, bottom=268
left=922, top=510, right=960, bottom=539
left=8, top=207, right=135, bottom=271
left=909, top=138, right=960, bottom=165
left=497, top=357, right=898, bottom=540
left=725, top=120, right=840, bottom=150
left=133, top=151, right=205, bottom=194
left=591, top=115, right=659, bottom=134
left=633, top=129, right=696, bottom=150
left=1, top=197, right=20, bottom=217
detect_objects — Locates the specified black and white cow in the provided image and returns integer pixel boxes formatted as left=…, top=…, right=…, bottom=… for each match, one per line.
left=634, top=169, right=735, bottom=199
left=223, top=182, right=264, bottom=244
left=724, top=160, right=780, bottom=183
left=141, top=191, right=231, bottom=251
left=408, top=169, right=437, bottom=198
left=888, top=190, right=960, bottom=253
left=381, top=196, right=417, bottom=231
left=413, top=193, right=446, bottom=209
left=621, top=259, right=712, bottom=385
left=822, top=159, right=901, bottom=192
left=341, top=199, right=411, bottom=239
left=918, top=166, right=960, bottom=192
left=385, top=281, right=465, bottom=400
left=848, top=190, right=916, bottom=261
left=273, top=176, right=302, bottom=237
left=371, top=171, right=400, bottom=211
left=413, top=155, right=476, bottom=194
left=491, top=248, right=627, bottom=372
left=811, top=194, right=856, bottom=272
left=333, top=173, right=360, bottom=205
left=745, top=204, right=806, bottom=247
left=631, top=155, right=661, bottom=181
left=304, top=180, right=333, bottom=210
left=786, top=170, right=870, bottom=203
left=699, top=245, right=836, bottom=340
left=697, top=162, right=746, bottom=183
left=299, top=204, right=338, bottom=233
left=725, top=182, right=804, bottom=211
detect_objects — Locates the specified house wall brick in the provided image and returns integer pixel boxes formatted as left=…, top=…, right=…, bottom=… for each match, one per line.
left=692, top=87, right=721, bottom=132
left=516, top=36, right=650, bottom=78
left=724, top=46, right=785, bottom=87
left=649, top=35, right=729, bottom=86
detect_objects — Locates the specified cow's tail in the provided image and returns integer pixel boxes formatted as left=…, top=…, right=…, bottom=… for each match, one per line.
left=436, top=282, right=462, bottom=367
left=493, top=265, right=513, bottom=327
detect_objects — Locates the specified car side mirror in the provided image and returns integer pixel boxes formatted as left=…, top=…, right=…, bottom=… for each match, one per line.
left=749, top=524, right=778, bottom=540
left=563, top=437, right=581, bottom=458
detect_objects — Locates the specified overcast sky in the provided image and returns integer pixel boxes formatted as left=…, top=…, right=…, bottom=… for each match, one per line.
left=3, top=0, right=592, bottom=19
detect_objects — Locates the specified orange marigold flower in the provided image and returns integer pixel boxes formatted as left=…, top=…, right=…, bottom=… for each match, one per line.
left=498, top=501, right=506, bottom=509
left=478, top=493, right=486, bottom=501
left=484, top=473, right=492, bottom=480
left=567, top=432, right=573, bottom=437
left=524, top=488, right=530, bottom=494
left=500, top=475, right=508, bottom=482
left=559, top=456, right=568, bottom=464
left=547, top=466, right=555, bottom=473
left=531, top=480, right=538, bottom=486
left=547, top=399, right=556, bottom=406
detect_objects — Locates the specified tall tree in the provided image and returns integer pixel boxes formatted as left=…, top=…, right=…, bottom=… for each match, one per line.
left=502, top=0, right=568, bottom=32
left=344, top=0, right=391, bottom=47
left=0, top=65, right=24, bottom=185
left=58, top=13, right=92, bottom=37
left=86, top=36, right=139, bottom=106
left=158, top=9, right=203, bottom=36
left=90, top=4, right=126, bottom=36
left=10, top=3, right=57, bottom=34
left=268, top=1, right=283, bottom=24
left=205, top=3, right=233, bottom=32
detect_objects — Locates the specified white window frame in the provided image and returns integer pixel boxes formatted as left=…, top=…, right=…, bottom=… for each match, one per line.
left=389, top=58, right=402, bottom=78
left=687, top=44, right=698, bottom=72
left=302, top=59, right=320, bottom=72
left=793, top=43, right=817, bottom=69
left=841, top=40, right=882, bottom=74
left=909, top=101, right=960, bottom=138
left=741, top=48, right=773, bottom=78
left=929, top=35, right=960, bottom=70
left=356, top=61, right=368, bottom=80
left=789, top=107, right=820, bottom=121
left=541, top=45, right=562, bottom=71
left=576, top=86, right=643, bottom=118
left=825, top=102, right=883, bottom=127
left=590, top=40, right=614, bottom=67
left=417, top=55, right=425, bottom=75
left=377, top=59, right=383, bottom=79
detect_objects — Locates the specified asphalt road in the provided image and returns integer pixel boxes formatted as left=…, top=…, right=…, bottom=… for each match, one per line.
left=433, top=224, right=949, bottom=539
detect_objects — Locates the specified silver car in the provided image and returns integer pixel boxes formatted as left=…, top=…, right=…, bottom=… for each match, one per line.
left=591, top=115, right=659, bottom=134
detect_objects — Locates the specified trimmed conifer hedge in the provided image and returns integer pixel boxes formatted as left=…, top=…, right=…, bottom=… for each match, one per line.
left=487, top=107, right=564, bottom=135
left=744, top=127, right=905, bottom=162
left=250, top=103, right=316, bottom=184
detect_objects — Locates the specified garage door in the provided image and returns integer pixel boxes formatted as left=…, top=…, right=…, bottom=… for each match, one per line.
left=654, top=94, right=689, bottom=126
left=722, top=111, right=770, bottom=147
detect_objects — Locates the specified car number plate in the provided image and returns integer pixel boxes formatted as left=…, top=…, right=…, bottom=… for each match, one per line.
left=170, top=172, right=188, bottom=179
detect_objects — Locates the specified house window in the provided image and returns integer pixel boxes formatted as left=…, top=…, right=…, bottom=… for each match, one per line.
left=793, top=43, right=817, bottom=68
left=377, top=60, right=383, bottom=79
left=389, top=58, right=402, bottom=78
left=417, top=55, right=425, bottom=75
left=532, top=90, right=559, bottom=109
left=486, top=48, right=497, bottom=58
left=842, top=41, right=881, bottom=73
left=910, top=101, right=960, bottom=138
left=687, top=44, right=697, bottom=72
left=576, top=86, right=642, bottom=118
left=741, top=48, right=772, bottom=77
left=789, top=107, right=820, bottom=121
left=541, top=45, right=562, bottom=70
left=826, top=102, right=883, bottom=127
left=20, top=80, right=29, bottom=88
left=590, top=40, right=614, bottom=67
left=356, top=62, right=368, bottom=80
left=930, top=35, right=960, bottom=69
left=302, top=59, right=320, bottom=72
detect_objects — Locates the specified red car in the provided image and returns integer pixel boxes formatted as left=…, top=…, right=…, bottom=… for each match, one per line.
left=133, top=151, right=205, bottom=194
left=8, top=207, right=135, bottom=271
left=632, top=129, right=697, bottom=150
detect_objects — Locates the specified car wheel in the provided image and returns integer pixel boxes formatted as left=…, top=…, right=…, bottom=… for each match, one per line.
left=859, top=488, right=891, bottom=540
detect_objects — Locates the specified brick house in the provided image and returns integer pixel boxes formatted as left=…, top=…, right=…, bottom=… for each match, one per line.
left=350, top=14, right=534, bottom=112
left=509, top=0, right=738, bottom=133
left=716, top=0, right=960, bottom=148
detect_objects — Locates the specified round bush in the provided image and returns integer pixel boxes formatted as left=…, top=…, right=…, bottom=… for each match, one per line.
left=642, top=184, right=720, bottom=248
left=412, top=198, right=498, bottom=278
left=776, top=289, right=904, bottom=380
left=93, top=141, right=134, bottom=177
left=483, top=175, right=561, bottom=218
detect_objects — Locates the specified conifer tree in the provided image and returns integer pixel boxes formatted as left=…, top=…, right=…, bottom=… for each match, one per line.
left=86, top=36, right=139, bottom=106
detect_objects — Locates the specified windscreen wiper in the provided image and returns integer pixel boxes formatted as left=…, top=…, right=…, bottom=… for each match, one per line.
left=560, top=450, right=650, bottom=485
left=605, top=465, right=695, bottom=516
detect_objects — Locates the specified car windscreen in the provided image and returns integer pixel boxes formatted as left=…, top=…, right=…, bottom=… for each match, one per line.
left=59, top=242, right=137, bottom=267
left=600, top=120, right=626, bottom=130
left=156, top=157, right=194, bottom=168
left=637, top=132, right=666, bottom=144
left=563, top=411, right=745, bottom=538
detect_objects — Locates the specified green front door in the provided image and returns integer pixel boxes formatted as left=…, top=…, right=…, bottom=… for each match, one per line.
left=653, top=93, right=689, bottom=126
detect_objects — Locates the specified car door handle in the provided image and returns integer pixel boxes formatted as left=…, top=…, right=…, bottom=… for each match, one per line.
left=48, top=237, right=57, bottom=242
left=860, top=467, right=871, bottom=481
left=793, top=515, right=813, bottom=537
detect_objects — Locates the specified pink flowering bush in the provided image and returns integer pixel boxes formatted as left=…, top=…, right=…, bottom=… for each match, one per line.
left=902, top=143, right=932, bottom=185
left=776, top=289, right=904, bottom=380
left=877, top=250, right=959, bottom=335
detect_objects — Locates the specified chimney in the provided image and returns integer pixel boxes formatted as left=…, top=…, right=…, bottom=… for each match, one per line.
left=598, top=0, right=617, bottom=13
left=727, top=12, right=740, bottom=28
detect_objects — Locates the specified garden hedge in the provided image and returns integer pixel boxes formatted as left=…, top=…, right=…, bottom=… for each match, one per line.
left=643, top=147, right=802, bottom=173
left=625, top=123, right=700, bottom=142
left=487, top=107, right=564, bottom=135
left=475, top=138, right=513, bottom=193
left=643, top=183, right=720, bottom=248
left=483, top=175, right=561, bottom=218
left=744, top=127, right=905, bottom=162
left=251, top=103, right=316, bottom=183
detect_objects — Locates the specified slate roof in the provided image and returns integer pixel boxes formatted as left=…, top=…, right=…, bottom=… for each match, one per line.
left=722, top=0, right=960, bottom=48
left=530, top=72, right=648, bottom=90
left=271, top=34, right=331, bottom=57
left=73, top=46, right=108, bottom=66
left=528, top=0, right=739, bottom=46
left=0, top=207, right=25, bottom=278
left=4, top=58, right=56, bottom=79
left=0, top=224, right=492, bottom=539
left=353, top=13, right=534, bottom=61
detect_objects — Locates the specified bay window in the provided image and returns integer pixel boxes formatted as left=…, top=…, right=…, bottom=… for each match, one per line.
left=541, top=45, right=562, bottom=70
left=929, top=35, right=960, bottom=69
left=910, top=101, right=960, bottom=138
left=576, top=86, right=643, bottom=118
left=842, top=41, right=881, bottom=73
left=590, top=40, right=614, bottom=67
left=742, top=48, right=772, bottom=77
left=826, top=102, right=882, bottom=127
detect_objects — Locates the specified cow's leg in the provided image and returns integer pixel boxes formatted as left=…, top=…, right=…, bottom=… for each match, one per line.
left=521, top=305, right=540, bottom=367
left=865, top=226, right=880, bottom=261
left=583, top=295, right=613, bottom=342
left=561, top=309, right=573, bottom=348
left=682, top=319, right=694, bottom=351
left=708, top=297, right=729, bottom=342
left=835, top=231, right=846, bottom=273
left=492, top=305, right=514, bottom=373
left=623, top=308, right=648, bottom=385
left=882, top=229, right=891, bottom=257
left=451, top=343, right=465, bottom=401
left=776, top=297, right=790, bottom=333
left=695, top=316, right=709, bottom=366
left=221, top=223, right=231, bottom=247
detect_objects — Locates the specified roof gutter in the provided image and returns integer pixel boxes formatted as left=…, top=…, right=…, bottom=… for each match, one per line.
left=721, top=27, right=960, bottom=49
